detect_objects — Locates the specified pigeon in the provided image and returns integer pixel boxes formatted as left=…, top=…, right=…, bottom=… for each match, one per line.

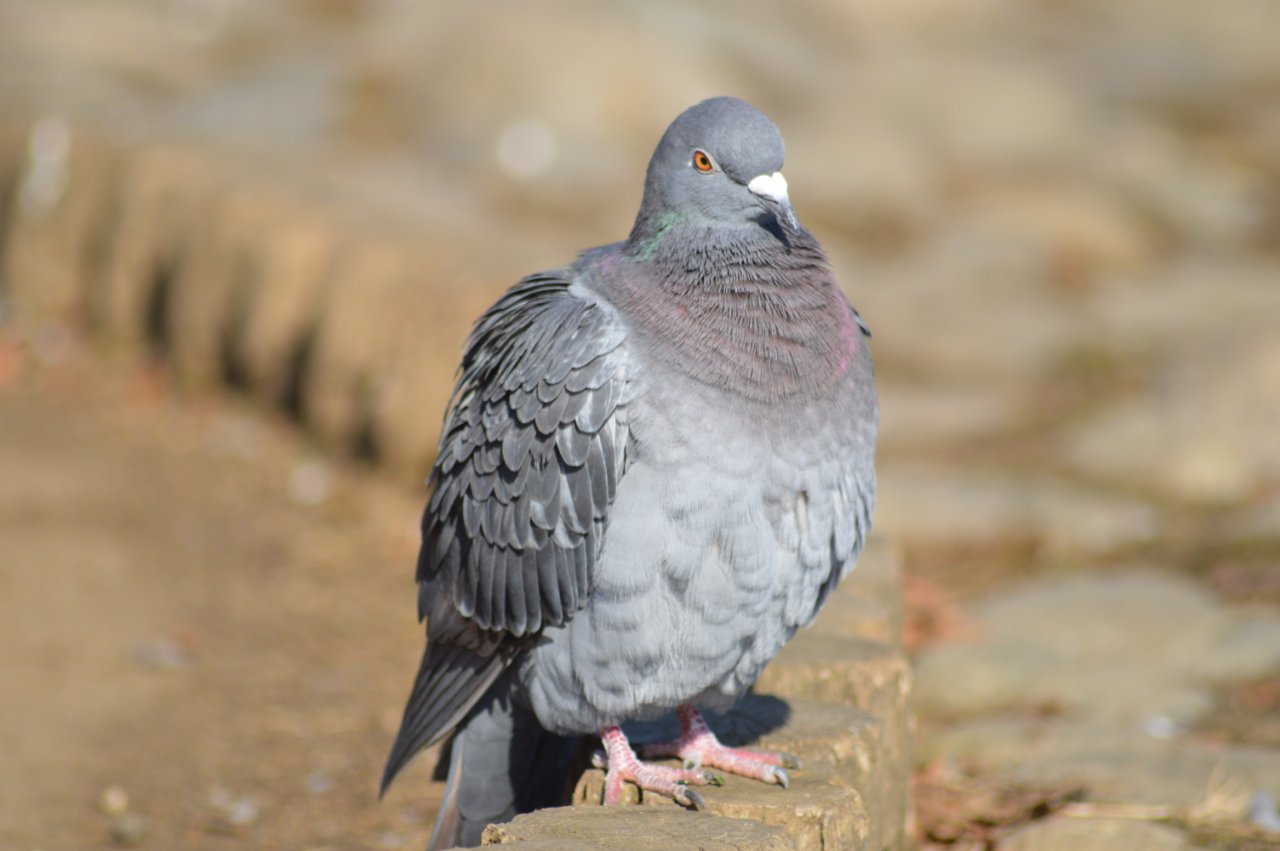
left=382, top=96, right=878, bottom=849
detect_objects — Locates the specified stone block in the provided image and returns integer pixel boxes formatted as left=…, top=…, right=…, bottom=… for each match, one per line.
left=482, top=805, right=796, bottom=849
left=96, top=142, right=233, bottom=353
left=165, top=176, right=276, bottom=387
left=913, top=570, right=1280, bottom=727
left=873, top=465, right=1160, bottom=556
left=303, top=235, right=416, bottom=452
left=365, top=245, right=478, bottom=479
left=757, top=636, right=909, bottom=724
left=2, top=119, right=125, bottom=327
left=362, top=219, right=523, bottom=479
left=302, top=221, right=506, bottom=467
left=573, top=768, right=865, bottom=851
left=755, top=636, right=911, bottom=850
left=1001, top=817, right=1194, bottom=851
left=1062, top=331, right=1280, bottom=505
left=230, top=196, right=338, bottom=408
left=0, top=115, right=26, bottom=246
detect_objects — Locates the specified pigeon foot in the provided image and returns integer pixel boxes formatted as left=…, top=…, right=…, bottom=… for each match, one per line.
left=598, top=725, right=720, bottom=808
left=640, top=705, right=799, bottom=788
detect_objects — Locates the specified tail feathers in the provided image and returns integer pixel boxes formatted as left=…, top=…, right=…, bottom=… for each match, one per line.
left=427, top=679, right=581, bottom=849
left=381, top=640, right=513, bottom=796
left=426, top=732, right=465, bottom=851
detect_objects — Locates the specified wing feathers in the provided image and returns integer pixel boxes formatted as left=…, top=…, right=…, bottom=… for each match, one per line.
left=415, top=271, right=629, bottom=639
left=386, top=271, right=632, bottom=793
left=380, top=604, right=521, bottom=794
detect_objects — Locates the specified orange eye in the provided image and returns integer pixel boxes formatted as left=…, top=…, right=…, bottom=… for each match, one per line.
left=692, top=149, right=714, bottom=172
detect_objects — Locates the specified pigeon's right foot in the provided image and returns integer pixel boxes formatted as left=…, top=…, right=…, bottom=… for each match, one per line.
left=640, top=705, right=799, bottom=788
left=597, top=726, right=722, bottom=809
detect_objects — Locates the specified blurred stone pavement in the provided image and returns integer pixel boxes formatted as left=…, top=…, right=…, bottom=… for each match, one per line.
left=2, top=0, right=1280, bottom=848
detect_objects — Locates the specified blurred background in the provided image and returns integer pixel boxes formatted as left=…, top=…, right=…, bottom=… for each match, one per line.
left=1, top=0, right=1278, bottom=848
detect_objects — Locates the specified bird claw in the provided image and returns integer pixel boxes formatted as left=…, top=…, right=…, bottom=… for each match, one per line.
left=596, top=710, right=794, bottom=813
left=676, top=785, right=706, bottom=811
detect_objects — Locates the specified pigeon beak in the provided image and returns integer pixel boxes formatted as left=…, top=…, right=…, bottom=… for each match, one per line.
left=748, top=171, right=797, bottom=229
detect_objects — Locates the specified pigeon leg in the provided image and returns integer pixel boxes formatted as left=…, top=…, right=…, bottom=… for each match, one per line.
left=640, top=705, right=799, bottom=787
left=598, top=725, right=719, bottom=808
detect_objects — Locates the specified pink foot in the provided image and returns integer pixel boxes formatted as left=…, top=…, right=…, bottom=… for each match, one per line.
left=597, top=725, right=721, bottom=809
left=640, top=705, right=799, bottom=788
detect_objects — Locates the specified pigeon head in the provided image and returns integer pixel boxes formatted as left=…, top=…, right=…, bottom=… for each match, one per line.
left=628, top=97, right=796, bottom=253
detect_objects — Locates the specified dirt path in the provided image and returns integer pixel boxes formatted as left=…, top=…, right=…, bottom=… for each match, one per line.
left=0, top=353, right=444, bottom=849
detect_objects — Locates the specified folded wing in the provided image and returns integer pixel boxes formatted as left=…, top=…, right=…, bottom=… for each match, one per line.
left=382, top=272, right=632, bottom=792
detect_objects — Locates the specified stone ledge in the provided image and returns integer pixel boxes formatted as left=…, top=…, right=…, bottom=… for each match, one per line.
left=572, top=696, right=877, bottom=851
left=0, top=110, right=505, bottom=479
left=482, top=806, right=796, bottom=849
left=755, top=637, right=911, bottom=850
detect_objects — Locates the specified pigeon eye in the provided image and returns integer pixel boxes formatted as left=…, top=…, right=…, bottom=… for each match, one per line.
left=692, top=150, right=715, bottom=173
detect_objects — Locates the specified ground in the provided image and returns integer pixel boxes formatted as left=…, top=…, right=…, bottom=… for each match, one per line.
left=0, top=350, right=445, bottom=849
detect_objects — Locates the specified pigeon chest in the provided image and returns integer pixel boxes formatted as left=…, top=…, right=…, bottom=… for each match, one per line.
left=521, top=355, right=875, bottom=732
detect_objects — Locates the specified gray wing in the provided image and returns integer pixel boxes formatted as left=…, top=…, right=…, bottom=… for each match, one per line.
left=383, top=271, right=631, bottom=791
left=423, top=271, right=630, bottom=634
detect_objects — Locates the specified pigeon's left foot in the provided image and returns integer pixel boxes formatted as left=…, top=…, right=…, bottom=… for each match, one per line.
left=641, top=705, right=799, bottom=788
left=597, top=725, right=720, bottom=808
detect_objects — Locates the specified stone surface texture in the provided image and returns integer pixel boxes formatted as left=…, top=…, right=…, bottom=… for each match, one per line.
left=914, top=572, right=1280, bottom=725
left=482, top=806, right=796, bottom=849
left=1001, top=817, right=1196, bottom=851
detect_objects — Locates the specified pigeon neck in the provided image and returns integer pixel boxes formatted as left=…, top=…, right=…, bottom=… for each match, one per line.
left=607, top=225, right=863, bottom=404
left=628, top=210, right=683, bottom=261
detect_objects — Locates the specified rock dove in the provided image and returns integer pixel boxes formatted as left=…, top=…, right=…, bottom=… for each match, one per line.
left=382, top=96, right=878, bottom=849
